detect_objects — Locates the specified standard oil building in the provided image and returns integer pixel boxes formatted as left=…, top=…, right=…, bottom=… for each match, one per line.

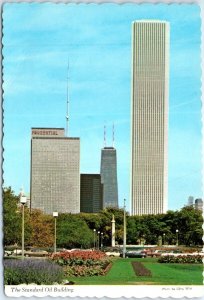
left=131, top=21, right=169, bottom=215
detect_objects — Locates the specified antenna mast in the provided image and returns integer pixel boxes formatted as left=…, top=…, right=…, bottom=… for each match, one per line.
left=112, top=123, right=115, bottom=147
left=66, top=60, right=70, bottom=137
left=104, top=125, right=106, bottom=147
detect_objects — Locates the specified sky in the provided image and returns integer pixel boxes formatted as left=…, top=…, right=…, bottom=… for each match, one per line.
left=2, top=3, right=202, bottom=212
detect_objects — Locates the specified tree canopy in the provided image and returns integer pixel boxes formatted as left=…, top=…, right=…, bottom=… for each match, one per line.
left=3, top=187, right=203, bottom=248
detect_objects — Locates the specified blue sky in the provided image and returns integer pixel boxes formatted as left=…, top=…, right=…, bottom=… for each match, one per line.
left=2, top=3, right=202, bottom=212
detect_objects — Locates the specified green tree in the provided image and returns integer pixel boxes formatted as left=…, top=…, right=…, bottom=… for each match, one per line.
left=3, top=187, right=33, bottom=247
left=57, top=214, right=93, bottom=249
left=79, top=212, right=102, bottom=231
left=99, top=207, right=126, bottom=245
left=127, top=217, right=139, bottom=244
left=177, top=206, right=203, bottom=246
left=3, top=187, right=21, bottom=245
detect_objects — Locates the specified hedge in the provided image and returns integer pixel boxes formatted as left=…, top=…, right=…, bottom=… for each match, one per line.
left=158, top=255, right=203, bottom=264
left=51, top=250, right=111, bottom=277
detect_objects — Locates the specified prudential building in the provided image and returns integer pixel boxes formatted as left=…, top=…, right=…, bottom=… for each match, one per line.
left=131, top=21, right=169, bottom=215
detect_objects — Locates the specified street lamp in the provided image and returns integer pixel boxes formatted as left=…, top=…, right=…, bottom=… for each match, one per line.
left=123, top=199, right=127, bottom=258
left=97, top=231, right=100, bottom=250
left=20, top=194, right=27, bottom=260
left=176, top=229, right=179, bottom=246
left=163, top=233, right=166, bottom=245
left=93, top=229, right=96, bottom=249
left=101, top=232, right=104, bottom=249
left=53, top=212, right=58, bottom=253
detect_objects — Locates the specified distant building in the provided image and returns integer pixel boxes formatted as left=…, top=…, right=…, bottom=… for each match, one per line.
left=100, top=147, right=118, bottom=208
left=187, top=196, right=194, bottom=206
left=131, top=20, right=169, bottom=215
left=30, top=128, right=80, bottom=214
left=25, top=194, right=31, bottom=209
left=80, top=174, right=103, bottom=213
left=195, top=198, right=203, bottom=211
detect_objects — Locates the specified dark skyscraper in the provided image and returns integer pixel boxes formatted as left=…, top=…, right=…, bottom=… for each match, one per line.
left=80, top=174, right=103, bottom=213
left=100, top=146, right=118, bottom=208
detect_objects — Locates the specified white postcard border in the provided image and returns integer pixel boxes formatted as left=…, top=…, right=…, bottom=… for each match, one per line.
left=1, top=0, right=204, bottom=299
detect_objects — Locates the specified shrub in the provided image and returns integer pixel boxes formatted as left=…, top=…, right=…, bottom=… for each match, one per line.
left=4, top=259, right=65, bottom=285
left=158, top=255, right=203, bottom=264
left=64, top=265, right=104, bottom=277
left=50, top=250, right=108, bottom=266
left=131, top=261, right=152, bottom=277
left=51, top=250, right=107, bottom=266
left=51, top=250, right=111, bottom=277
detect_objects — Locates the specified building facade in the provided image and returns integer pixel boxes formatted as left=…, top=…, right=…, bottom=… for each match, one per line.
left=31, top=128, right=80, bottom=214
left=131, top=21, right=169, bottom=215
left=100, top=147, right=118, bottom=208
left=195, top=198, right=203, bottom=211
left=80, top=174, right=103, bottom=213
left=187, top=196, right=194, bottom=206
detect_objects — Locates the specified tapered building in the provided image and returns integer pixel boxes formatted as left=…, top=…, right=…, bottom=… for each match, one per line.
left=30, top=128, right=80, bottom=214
left=100, top=146, right=118, bottom=208
left=131, top=21, right=169, bottom=215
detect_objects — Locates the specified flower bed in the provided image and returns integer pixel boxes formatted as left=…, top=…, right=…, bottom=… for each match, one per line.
left=158, top=255, right=202, bottom=264
left=4, top=259, right=64, bottom=285
left=51, top=250, right=107, bottom=266
left=51, top=250, right=111, bottom=277
left=131, top=261, right=152, bottom=277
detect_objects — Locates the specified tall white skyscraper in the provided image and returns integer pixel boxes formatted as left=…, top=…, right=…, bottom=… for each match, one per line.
left=131, top=21, right=169, bottom=215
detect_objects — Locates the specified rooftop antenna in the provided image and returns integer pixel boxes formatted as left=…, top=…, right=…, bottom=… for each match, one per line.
left=104, top=125, right=106, bottom=147
left=66, top=59, right=70, bottom=137
left=112, top=123, right=115, bottom=147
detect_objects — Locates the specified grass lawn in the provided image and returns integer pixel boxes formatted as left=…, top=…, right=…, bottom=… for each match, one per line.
left=67, top=258, right=203, bottom=285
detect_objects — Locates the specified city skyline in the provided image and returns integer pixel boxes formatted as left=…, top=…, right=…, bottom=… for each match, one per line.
left=3, top=3, right=202, bottom=213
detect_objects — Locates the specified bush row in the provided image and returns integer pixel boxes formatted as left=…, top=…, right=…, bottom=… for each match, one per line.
left=131, top=261, right=152, bottom=277
left=64, top=264, right=106, bottom=277
left=4, top=259, right=65, bottom=285
left=51, top=250, right=108, bottom=267
left=158, top=255, right=203, bottom=264
left=51, top=250, right=111, bottom=277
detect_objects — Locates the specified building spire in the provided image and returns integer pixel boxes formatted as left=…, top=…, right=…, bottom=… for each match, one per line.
left=104, top=125, right=106, bottom=147
left=112, top=123, right=115, bottom=147
left=66, top=59, right=70, bottom=137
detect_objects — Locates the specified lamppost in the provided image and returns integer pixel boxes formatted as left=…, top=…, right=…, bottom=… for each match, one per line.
left=123, top=199, right=126, bottom=258
left=93, top=228, right=96, bottom=250
left=20, top=194, right=27, bottom=260
left=101, top=232, right=104, bottom=249
left=97, top=231, right=100, bottom=250
left=53, top=212, right=58, bottom=253
left=163, top=233, right=166, bottom=245
left=176, top=229, right=179, bottom=246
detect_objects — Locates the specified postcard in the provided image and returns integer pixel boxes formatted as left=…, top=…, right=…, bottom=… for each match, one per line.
left=2, top=0, right=203, bottom=298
